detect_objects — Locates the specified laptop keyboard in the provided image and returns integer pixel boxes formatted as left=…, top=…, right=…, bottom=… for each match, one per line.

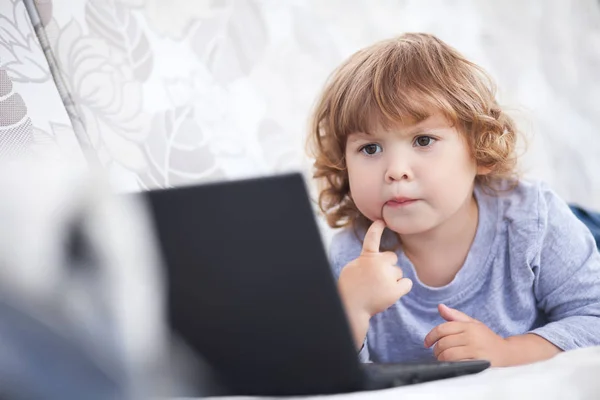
left=364, top=361, right=456, bottom=374
left=362, top=360, right=489, bottom=386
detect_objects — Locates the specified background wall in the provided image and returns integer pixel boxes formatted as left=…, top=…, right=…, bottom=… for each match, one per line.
left=3, top=0, right=600, bottom=241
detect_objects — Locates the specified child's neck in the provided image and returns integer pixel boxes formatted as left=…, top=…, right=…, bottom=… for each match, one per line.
left=398, top=194, right=479, bottom=287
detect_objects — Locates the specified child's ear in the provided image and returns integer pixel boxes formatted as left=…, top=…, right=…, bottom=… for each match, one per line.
left=477, top=164, right=492, bottom=176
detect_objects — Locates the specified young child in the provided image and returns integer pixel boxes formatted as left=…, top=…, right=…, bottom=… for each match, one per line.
left=307, top=33, right=600, bottom=367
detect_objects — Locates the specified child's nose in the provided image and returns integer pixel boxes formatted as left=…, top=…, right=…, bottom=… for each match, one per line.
left=384, top=156, right=413, bottom=183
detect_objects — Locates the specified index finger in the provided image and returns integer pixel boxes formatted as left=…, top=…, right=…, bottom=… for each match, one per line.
left=361, top=220, right=386, bottom=254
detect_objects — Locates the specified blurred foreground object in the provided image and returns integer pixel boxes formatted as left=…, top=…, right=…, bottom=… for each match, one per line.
left=0, top=158, right=169, bottom=399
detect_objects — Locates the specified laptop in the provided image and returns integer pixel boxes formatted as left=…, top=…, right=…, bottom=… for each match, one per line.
left=142, top=173, right=490, bottom=397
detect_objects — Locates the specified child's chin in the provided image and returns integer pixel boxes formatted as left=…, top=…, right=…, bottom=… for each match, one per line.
left=383, top=219, right=434, bottom=236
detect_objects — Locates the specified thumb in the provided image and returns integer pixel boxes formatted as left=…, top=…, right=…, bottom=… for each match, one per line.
left=438, top=304, right=475, bottom=323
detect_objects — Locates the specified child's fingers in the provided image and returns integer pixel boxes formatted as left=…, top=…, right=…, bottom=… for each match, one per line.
left=433, top=333, right=468, bottom=358
left=395, top=277, right=413, bottom=297
left=437, top=346, right=474, bottom=362
left=424, top=322, right=467, bottom=348
left=380, top=251, right=398, bottom=266
left=361, top=220, right=386, bottom=254
left=438, top=304, right=476, bottom=323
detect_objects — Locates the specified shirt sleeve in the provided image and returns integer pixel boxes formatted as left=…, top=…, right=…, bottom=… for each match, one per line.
left=358, top=338, right=371, bottom=363
left=528, top=184, right=600, bottom=350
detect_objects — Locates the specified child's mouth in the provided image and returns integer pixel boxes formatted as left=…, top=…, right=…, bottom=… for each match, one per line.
left=386, top=198, right=419, bottom=207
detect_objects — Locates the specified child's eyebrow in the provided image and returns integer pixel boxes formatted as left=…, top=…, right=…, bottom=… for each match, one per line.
left=404, top=127, right=440, bottom=136
left=346, top=123, right=448, bottom=143
left=346, top=132, right=372, bottom=143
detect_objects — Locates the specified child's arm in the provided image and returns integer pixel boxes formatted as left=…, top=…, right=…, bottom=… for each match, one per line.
left=338, top=300, right=371, bottom=350
left=425, top=185, right=600, bottom=366
left=523, top=187, right=600, bottom=352
left=335, top=220, right=413, bottom=351
left=504, top=333, right=562, bottom=364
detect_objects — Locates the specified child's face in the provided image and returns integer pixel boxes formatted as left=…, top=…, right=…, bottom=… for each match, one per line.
left=345, top=112, right=483, bottom=236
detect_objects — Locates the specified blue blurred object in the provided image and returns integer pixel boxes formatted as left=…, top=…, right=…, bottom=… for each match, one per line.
left=0, top=299, right=123, bottom=400
left=0, top=161, right=171, bottom=400
left=570, top=204, right=600, bottom=250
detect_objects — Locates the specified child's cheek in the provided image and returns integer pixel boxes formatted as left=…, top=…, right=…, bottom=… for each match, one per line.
left=352, top=191, right=384, bottom=222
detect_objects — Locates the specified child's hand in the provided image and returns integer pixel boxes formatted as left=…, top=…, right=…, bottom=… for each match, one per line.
left=338, top=220, right=413, bottom=318
left=424, top=304, right=510, bottom=367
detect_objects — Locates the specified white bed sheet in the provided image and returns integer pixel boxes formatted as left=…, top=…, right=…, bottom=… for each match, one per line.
left=202, top=346, right=600, bottom=400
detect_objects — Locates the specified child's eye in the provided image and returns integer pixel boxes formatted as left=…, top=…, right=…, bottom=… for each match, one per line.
left=414, top=136, right=436, bottom=147
left=359, top=143, right=382, bottom=155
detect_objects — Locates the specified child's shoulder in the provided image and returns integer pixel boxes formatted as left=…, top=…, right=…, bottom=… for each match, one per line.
left=478, top=178, right=580, bottom=261
left=489, top=178, right=572, bottom=230
left=496, top=178, right=549, bottom=206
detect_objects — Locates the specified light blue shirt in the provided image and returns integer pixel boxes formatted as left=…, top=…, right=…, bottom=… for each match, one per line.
left=329, top=180, right=600, bottom=362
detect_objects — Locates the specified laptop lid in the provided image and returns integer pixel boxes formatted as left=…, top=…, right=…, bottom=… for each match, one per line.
left=143, top=173, right=365, bottom=396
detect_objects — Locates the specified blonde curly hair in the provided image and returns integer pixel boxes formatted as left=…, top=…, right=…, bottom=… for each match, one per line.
left=307, top=33, right=520, bottom=229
